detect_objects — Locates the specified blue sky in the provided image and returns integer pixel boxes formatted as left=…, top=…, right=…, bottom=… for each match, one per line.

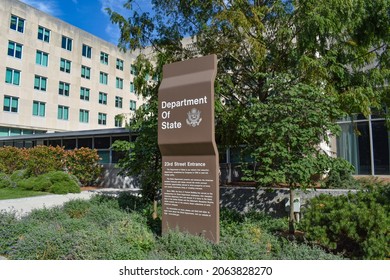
left=20, top=0, right=153, bottom=45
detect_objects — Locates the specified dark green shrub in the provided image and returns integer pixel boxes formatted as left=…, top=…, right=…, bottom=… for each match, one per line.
left=301, top=187, right=390, bottom=259
left=322, top=169, right=359, bottom=189
left=117, top=191, right=147, bottom=212
left=17, top=171, right=80, bottom=194
left=17, top=176, right=51, bottom=191
left=66, top=148, right=102, bottom=186
left=0, top=173, right=12, bottom=189
left=10, top=169, right=28, bottom=183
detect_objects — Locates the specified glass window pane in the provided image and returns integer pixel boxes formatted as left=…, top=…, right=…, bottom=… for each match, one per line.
left=98, top=151, right=110, bottom=164
left=33, top=102, right=38, bottom=115
left=372, top=121, right=390, bottom=175
left=63, top=139, right=76, bottom=150
left=5, top=69, right=12, bottom=83
left=95, top=137, right=110, bottom=149
left=78, top=138, right=92, bottom=148
left=4, top=96, right=10, bottom=108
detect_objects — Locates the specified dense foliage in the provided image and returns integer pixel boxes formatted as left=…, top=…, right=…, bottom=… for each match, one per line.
left=16, top=171, right=81, bottom=195
left=107, top=0, right=390, bottom=212
left=0, top=146, right=102, bottom=187
left=66, top=148, right=103, bottom=186
left=0, top=194, right=343, bottom=260
left=301, top=186, right=390, bottom=259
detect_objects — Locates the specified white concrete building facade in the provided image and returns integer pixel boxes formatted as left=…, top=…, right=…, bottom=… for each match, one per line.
left=0, top=0, right=141, bottom=136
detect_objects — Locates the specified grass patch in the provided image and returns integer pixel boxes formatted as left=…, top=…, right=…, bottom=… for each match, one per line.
left=0, top=188, right=49, bottom=200
left=0, top=193, right=345, bottom=260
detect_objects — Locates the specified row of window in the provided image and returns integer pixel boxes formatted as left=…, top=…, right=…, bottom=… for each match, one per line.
left=5, top=67, right=136, bottom=93
left=3, top=92, right=136, bottom=111
left=3, top=95, right=130, bottom=127
left=10, top=14, right=128, bottom=70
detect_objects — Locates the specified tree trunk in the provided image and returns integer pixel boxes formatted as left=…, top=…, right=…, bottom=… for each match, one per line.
left=289, top=188, right=296, bottom=234
left=152, top=199, right=158, bottom=220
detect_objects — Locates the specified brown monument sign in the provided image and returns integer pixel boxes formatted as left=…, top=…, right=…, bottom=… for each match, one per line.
left=158, top=54, right=219, bottom=243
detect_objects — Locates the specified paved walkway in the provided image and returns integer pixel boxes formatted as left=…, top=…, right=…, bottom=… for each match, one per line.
left=0, top=188, right=134, bottom=219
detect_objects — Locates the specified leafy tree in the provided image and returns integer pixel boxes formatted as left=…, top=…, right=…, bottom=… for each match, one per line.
left=107, top=0, right=390, bottom=230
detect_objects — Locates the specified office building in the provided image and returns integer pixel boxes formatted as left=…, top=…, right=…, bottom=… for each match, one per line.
left=0, top=0, right=142, bottom=137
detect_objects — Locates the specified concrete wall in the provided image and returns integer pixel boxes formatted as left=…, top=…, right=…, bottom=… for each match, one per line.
left=220, top=186, right=357, bottom=218
left=100, top=166, right=356, bottom=218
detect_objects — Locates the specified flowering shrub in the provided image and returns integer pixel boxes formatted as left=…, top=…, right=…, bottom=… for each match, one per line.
left=66, top=148, right=102, bottom=186
left=25, top=146, right=66, bottom=177
left=0, top=146, right=102, bottom=187
left=0, top=147, right=28, bottom=174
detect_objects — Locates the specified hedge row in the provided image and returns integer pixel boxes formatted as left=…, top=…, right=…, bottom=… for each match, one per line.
left=0, top=146, right=102, bottom=186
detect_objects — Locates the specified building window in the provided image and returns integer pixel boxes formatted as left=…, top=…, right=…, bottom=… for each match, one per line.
left=79, top=109, right=89, bottom=123
left=3, top=96, right=18, bottom=113
left=58, top=105, right=69, bottom=120
left=59, top=81, right=70, bottom=96
left=10, top=15, right=25, bottom=33
left=99, top=72, right=108, bottom=85
left=36, top=50, right=49, bottom=67
left=130, top=81, right=135, bottom=93
left=115, top=96, right=123, bottom=108
left=116, top=77, right=123, bottom=89
left=81, top=65, right=91, bottom=79
left=8, top=41, right=23, bottom=59
left=80, top=87, right=90, bottom=101
left=32, top=101, right=45, bottom=117
left=34, top=75, right=47, bottom=91
left=116, top=58, right=124, bottom=70
left=337, top=113, right=390, bottom=175
left=99, top=92, right=107, bottom=105
left=130, top=100, right=137, bottom=111
left=98, top=113, right=107, bottom=125
left=5, top=68, right=21, bottom=85
left=37, top=26, right=50, bottom=42
left=82, top=44, right=92, bottom=58
left=61, top=36, right=73, bottom=51
left=100, top=52, right=108, bottom=64
left=60, top=58, right=71, bottom=73
left=130, top=64, right=137, bottom=75
left=115, top=117, right=122, bottom=127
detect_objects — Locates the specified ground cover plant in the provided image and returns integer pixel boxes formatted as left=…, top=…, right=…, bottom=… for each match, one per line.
left=0, top=193, right=344, bottom=260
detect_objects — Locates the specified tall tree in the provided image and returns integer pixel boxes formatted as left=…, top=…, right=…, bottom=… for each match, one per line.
left=108, top=0, right=390, bottom=230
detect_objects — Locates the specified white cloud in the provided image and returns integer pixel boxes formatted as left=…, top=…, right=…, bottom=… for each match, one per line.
left=105, top=24, right=121, bottom=45
left=99, top=0, right=128, bottom=45
left=99, top=0, right=127, bottom=15
left=20, top=0, right=61, bottom=16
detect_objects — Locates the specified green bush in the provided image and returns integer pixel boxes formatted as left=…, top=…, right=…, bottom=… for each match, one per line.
left=10, top=170, right=28, bottom=183
left=25, top=146, right=66, bottom=177
left=1, top=146, right=102, bottom=187
left=0, top=147, right=28, bottom=174
left=322, top=169, right=359, bottom=189
left=66, top=148, right=102, bottom=186
left=0, top=173, right=12, bottom=189
left=17, top=171, right=80, bottom=194
left=301, top=187, right=390, bottom=259
left=0, top=194, right=343, bottom=260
